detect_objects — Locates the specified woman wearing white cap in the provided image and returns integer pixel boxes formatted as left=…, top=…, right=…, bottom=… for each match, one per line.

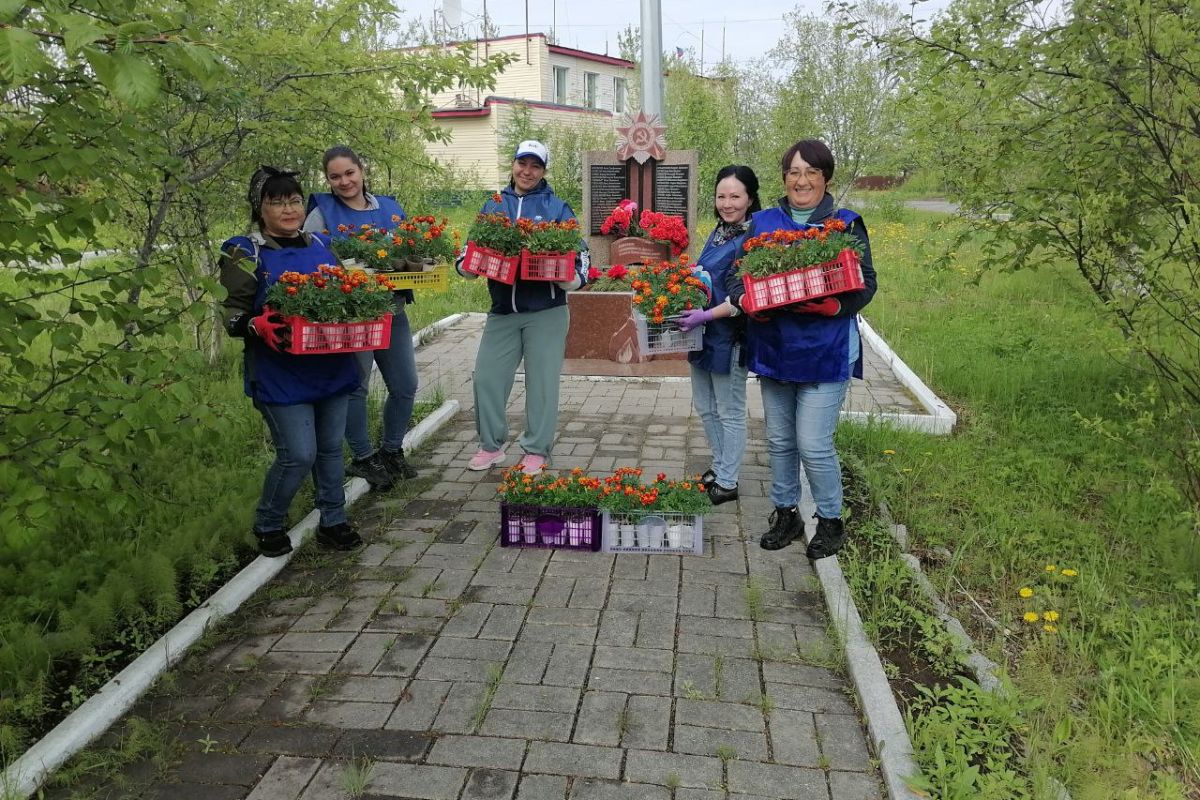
left=458, top=140, right=589, bottom=472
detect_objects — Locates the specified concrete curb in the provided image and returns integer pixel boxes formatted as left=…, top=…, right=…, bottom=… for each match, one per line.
left=798, top=487, right=925, bottom=800
left=858, top=317, right=957, bottom=434
left=2, top=398, right=461, bottom=799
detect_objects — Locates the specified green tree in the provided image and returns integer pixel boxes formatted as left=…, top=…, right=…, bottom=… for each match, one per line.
left=664, top=60, right=738, bottom=204
left=848, top=0, right=1200, bottom=791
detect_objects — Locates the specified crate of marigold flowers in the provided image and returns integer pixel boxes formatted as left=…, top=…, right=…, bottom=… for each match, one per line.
left=737, top=217, right=865, bottom=314
left=630, top=256, right=710, bottom=355
left=598, top=468, right=710, bottom=555
left=497, top=465, right=603, bottom=550
left=264, top=265, right=395, bottom=354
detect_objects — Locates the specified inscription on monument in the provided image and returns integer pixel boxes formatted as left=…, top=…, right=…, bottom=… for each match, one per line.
left=653, top=164, right=690, bottom=228
left=588, top=164, right=628, bottom=235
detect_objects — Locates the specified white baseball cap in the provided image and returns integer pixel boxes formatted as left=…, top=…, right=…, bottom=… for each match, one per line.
left=514, top=140, right=549, bottom=167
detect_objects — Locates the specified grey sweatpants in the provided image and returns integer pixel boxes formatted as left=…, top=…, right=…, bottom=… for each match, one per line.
left=472, top=304, right=570, bottom=457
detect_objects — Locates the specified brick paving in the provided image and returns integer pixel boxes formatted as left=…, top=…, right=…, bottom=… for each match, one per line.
left=50, top=314, right=921, bottom=800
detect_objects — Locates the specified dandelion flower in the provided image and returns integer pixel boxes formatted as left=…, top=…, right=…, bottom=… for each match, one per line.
left=1023, top=612, right=1039, bottom=623
left=882, top=449, right=896, bottom=455
left=1043, top=610, right=1060, bottom=622
left=1045, top=564, right=1058, bottom=573
left=1019, top=587, right=1034, bottom=598
left=1061, top=569, right=1078, bottom=577
left=1043, top=624, right=1058, bottom=633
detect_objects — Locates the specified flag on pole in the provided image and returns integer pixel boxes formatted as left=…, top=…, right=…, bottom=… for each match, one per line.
left=675, top=46, right=684, bottom=58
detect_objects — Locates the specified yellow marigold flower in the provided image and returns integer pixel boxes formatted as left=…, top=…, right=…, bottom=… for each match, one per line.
left=1019, top=587, right=1033, bottom=598
left=882, top=449, right=896, bottom=455
left=1043, top=624, right=1058, bottom=633
left=1043, top=610, right=1060, bottom=622
left=377, top=249, right=388, bottom=259
left=1022, top=612, right=1039, bottom=623
left=1045, top=564, right=1058, bottom=573
left=1061, top=568, right=1078, bottom=577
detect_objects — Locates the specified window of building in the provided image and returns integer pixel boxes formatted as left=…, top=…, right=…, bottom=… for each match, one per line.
left=584, top=72, right=598, bottom=109
left=553, top=66, right=568, bottom=105
left=614, top=77, right=627, bottom=113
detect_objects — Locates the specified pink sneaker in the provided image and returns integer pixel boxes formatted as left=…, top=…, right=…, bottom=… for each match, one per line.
left=517, top=453, right=547, bottom=472
left=468, top=448, right=505, bottom=471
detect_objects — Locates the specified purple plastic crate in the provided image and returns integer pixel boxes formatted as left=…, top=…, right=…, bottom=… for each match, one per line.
left=499, top=503, right=602, bottom=550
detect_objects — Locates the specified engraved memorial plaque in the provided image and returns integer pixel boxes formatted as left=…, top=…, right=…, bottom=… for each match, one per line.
left=588, top=164, right=628, bottom=235
left=653, top=164, right=690, bottom=228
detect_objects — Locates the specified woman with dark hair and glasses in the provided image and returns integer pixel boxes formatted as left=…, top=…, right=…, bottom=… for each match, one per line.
left=724, top=140, right=877, bottom=559
left=675, top=165, right=762, bottom=506
left=303, top=145, right=418, bottom=491
left=219, top=166, right=364, bottom=557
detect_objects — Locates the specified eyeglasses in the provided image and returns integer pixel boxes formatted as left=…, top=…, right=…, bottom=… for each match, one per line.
left=785, top=168, right=824, bottom=181
left=263, top=197, right=304, bottom=209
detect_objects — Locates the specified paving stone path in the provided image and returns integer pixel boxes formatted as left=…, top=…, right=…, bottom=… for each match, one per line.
left=54, top=315, right=910, bottom=800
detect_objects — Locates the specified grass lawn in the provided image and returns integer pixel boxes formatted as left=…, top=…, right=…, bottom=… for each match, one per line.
left=839, top=211, right=1200, bottom=798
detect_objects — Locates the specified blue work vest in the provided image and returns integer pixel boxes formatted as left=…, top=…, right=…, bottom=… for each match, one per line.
left=225, top=233, right=361, bottom=405
left=309, top=193, right=413, bottom=304
left=743, top=207, right=864, bottom=383
left=688, top=227, right=746, bottom=374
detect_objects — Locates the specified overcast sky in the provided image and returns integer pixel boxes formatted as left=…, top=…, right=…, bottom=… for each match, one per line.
left=395, top=0, right=953, bottom=72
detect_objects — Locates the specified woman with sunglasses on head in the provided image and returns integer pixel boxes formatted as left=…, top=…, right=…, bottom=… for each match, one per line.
left=219, top=166, right=364, bottom=557
left=674, top=165, right=762, bottom=508
left=303, top=145, right=419, bottom=492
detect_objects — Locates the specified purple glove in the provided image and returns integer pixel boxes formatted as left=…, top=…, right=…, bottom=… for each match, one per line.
left=676, top=308, right=715, bottom=332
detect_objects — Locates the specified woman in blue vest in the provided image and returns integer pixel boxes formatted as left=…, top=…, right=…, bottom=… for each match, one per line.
left=303, top=145, right=418, bottom=491
left=675, top=165, right=762, bottom=507
left=457, top=140, right=588, bottom=473
left=724, top=140, right=877, bottom=559
left=219, top=166, right=364, bottom=557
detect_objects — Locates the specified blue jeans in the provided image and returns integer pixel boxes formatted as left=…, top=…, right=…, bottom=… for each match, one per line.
left=759, top=377, right=849, bottom=518
left=255, top=393, right=350, bottom=531
left=346, top=301, right=418, bottom=458
left=689, top=345, right=748, bottom=489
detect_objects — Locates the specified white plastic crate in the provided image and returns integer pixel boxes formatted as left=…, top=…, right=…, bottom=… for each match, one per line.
left=601, top=511, right=705, bottom=555
left=633, top=312, right=704, bottom=355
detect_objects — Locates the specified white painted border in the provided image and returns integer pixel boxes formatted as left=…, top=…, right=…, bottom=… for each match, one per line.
left=2, top=398, right=461, bottom=799
left=798, top=487, right=925, bottom=800
left=857, top=317, right=957, bottom=434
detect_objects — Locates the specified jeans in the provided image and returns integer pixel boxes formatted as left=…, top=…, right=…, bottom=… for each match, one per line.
left=689, top=345, right=748, bottom=489
left=759, top=376, right=849, bottom=518
left=255, top=393, right=349, bottom=531
left=345, top=302, right=417, bottom=458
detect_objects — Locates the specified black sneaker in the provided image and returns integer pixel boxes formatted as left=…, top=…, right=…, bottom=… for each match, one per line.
left=379, top=448, right=418, bottom=480
left=759, top=506, right=803, bottom=551
left=700, top=469, right=717, bottom=488
left=346, top=452, right=395, bottom=490
left=806, top=516, right=847, bottom=560
left=707, top=482, right=739, bottom=506
left=316, top=522, right=363, bottom=551
left=254, top=529, right=292, bottom=558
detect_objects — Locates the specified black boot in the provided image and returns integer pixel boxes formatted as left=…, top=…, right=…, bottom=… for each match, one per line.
left=806, top=516, right=847, bottom=560
left=707, top=482, right=739, bottom=506
left=379, top=447, right=418, bottom=480
left=254, top=529, right=293, bottom=558
left=317, top=522, right=363, bottom=551
left=346, top=452, right=395, bottom=490
left=759, top=506, right=803, bottom=551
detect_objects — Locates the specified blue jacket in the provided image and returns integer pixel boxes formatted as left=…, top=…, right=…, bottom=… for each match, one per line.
left=222, top=233, right=361, bottom=405
left=307, top=192, right=413, bottom=304
left=471, top=181, right=589, bottom=315
left=726, top=194, right=877, bottom=383
left=689, top=224, right=747, bottom=374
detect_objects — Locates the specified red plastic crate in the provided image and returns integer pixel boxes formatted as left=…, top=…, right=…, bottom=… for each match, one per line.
left=499, top=503, right=602, bottom=550
left=462, top=241, right=520, bottom=284
left=740, top=248, right=865, bottom=314
left=284, top=313, right=392, bottom=354
left=520, top=249, right=576, bottom=282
